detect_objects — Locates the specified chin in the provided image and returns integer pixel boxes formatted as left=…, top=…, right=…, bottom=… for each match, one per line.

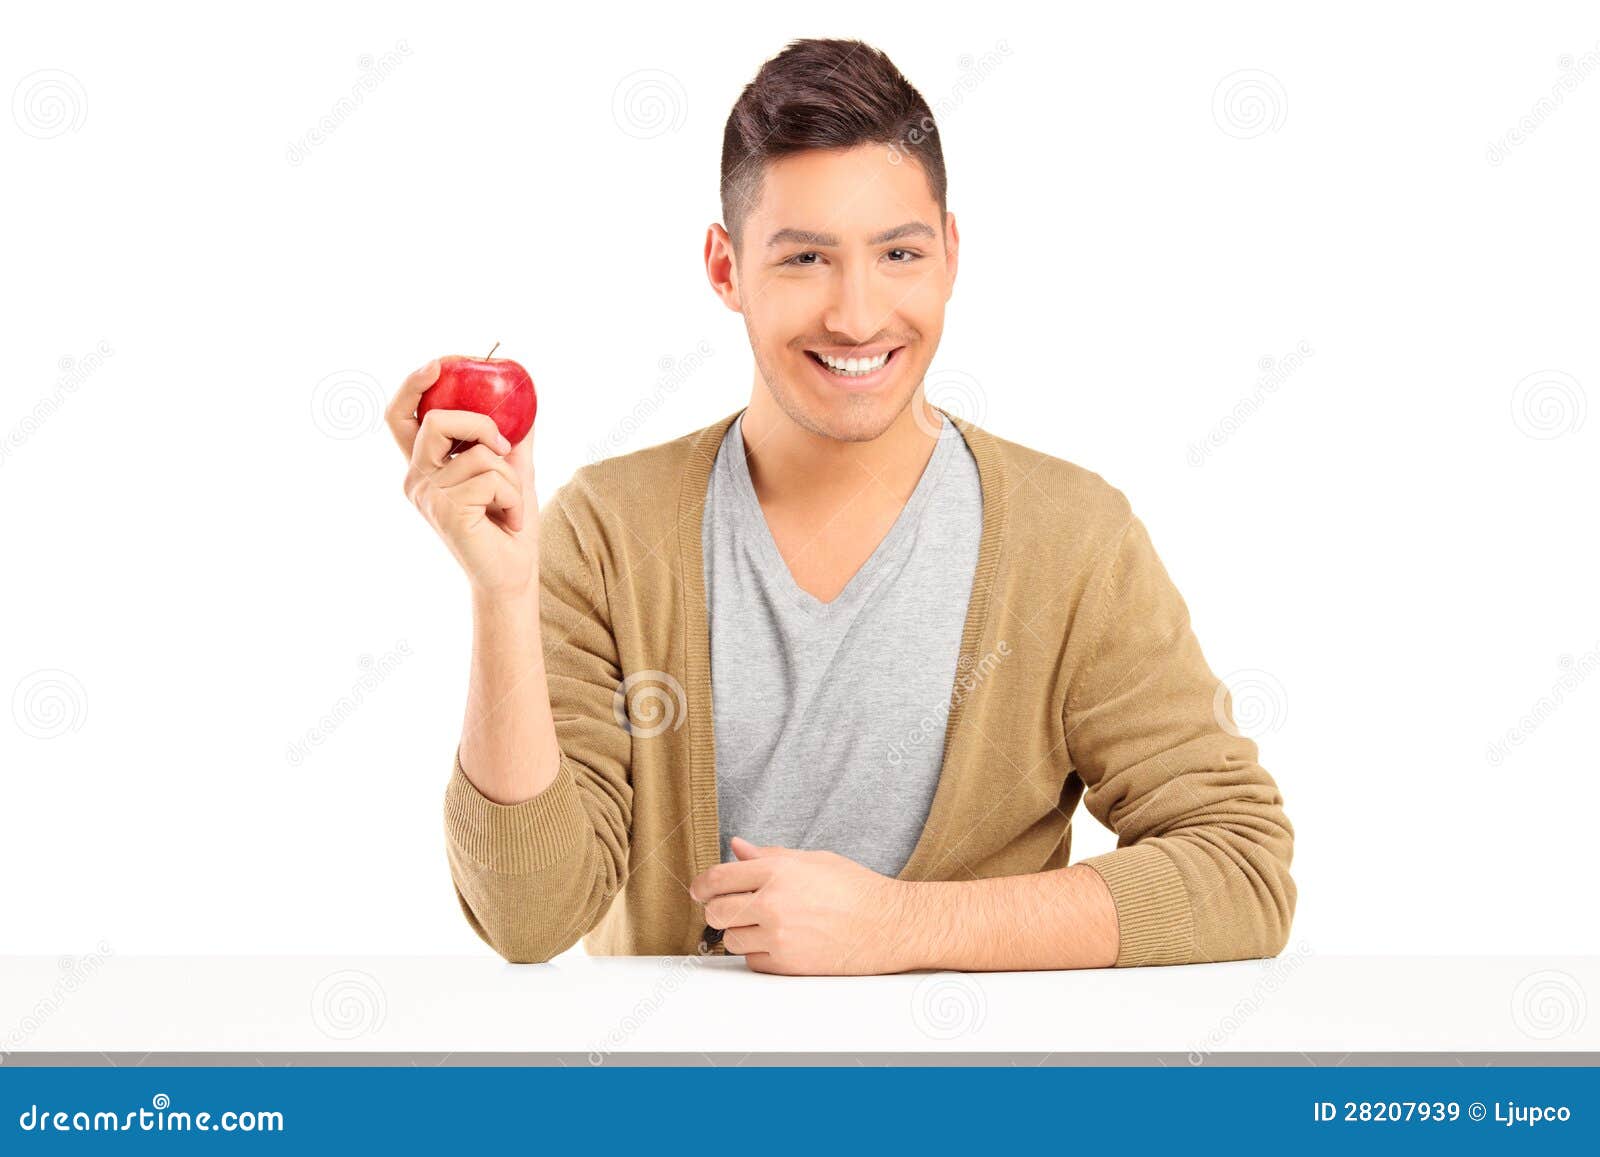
left=797, top=385, right=913, bottom=443
left=757, top=342, right=925, bottom=443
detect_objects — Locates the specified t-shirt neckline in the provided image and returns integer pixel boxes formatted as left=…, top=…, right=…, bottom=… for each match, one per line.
left=723, top=411, right=957, bottom=617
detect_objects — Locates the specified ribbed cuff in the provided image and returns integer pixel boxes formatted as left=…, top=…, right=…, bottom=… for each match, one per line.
left=443, top=747, right=588, bottom=874
left=1079, top=842, right=1196, bottom=967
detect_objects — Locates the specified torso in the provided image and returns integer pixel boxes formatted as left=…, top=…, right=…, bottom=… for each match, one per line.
left=701, top=410, right=984, bottom=878
left=761, top=503, right=907, bottom=604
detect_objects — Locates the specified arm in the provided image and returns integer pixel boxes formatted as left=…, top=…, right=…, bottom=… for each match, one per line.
left=457, top=563, right=560, bottom=806
left=443, top=486, right=633, bottom=963
left=884, top=511, right=1296, bottom=972
left=695, top=838, right=1118, bottom=974
left=695, top=510, right=1293, bottom=976
left=886, top=863, right=1120, bottom=971
left=1056, top=512, right=1297, bottom=967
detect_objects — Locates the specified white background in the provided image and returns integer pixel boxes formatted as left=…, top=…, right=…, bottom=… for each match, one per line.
left=3, top=1, right=1597, bottom=962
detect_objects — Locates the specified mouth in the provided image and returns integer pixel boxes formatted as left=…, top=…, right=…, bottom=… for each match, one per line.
left=802, top=345, right=906, bottom=391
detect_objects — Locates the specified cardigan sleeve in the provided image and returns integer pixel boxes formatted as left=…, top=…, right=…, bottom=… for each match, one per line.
left=1065, top=512, right=1296, bottom=967
left=441, top=483, right=633, bottom=963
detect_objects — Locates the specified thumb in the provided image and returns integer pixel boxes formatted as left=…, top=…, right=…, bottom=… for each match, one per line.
left=730, top=835, right=777, bottom=860
left=503, top=431, right=538, bottom=528
left=507, top=423, right=536, bottom=485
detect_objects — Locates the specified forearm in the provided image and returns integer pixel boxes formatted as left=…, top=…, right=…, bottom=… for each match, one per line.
left=442, top=490, right=635, bottom=964
left=892, top=864, right=1121, bottom=971
left=446, top=577, right=625, bottom=965
left=457, top=579, right=562, bottom=805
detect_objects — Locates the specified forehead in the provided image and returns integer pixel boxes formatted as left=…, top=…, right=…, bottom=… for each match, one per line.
left=748, top=144, right=937, bottom=233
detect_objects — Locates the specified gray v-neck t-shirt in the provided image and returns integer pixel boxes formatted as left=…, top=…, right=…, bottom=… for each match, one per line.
left=701, top=410, right=983, bottom=876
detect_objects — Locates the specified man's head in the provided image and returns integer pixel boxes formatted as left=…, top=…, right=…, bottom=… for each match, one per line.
left=706, top=38, right=959, bottom=443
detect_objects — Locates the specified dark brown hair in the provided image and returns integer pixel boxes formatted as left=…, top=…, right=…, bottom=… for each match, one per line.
left=720, top=38, right=947, bottom=257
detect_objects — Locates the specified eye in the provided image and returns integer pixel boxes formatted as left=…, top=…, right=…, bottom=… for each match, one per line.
left=886, top=248, right=923, bottom=262
left=783, top=251, right=822, bottom=267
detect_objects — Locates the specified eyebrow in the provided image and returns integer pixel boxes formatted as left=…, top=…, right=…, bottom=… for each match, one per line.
left=766, top=221, right=937, bottom=248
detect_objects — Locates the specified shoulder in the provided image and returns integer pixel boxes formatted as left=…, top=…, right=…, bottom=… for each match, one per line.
left=961, top=420, right=1134, bottom=545
left=546, top=411, right=737, bottom=539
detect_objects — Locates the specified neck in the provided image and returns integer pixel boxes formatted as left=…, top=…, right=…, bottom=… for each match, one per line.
left=738, top=385, right=942, bottom=509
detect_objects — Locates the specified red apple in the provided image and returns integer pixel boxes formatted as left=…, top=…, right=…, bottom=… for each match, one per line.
left=417, top=354, right=537, bottom=448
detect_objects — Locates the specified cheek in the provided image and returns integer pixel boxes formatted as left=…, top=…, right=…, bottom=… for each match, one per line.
left=749, top=286, right=821, bottom=348
left=895, top=277, right=946, bottom=329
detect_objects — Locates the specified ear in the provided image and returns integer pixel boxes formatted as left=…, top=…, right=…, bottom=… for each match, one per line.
left=704, top=223, right=743, bottom=313
left=943, top=210, right=960, bottom=297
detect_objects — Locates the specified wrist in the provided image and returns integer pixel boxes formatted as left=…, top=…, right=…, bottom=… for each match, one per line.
left=470, top=571, right=540, bottom=612
left=882, top=879, right=949, bottom=972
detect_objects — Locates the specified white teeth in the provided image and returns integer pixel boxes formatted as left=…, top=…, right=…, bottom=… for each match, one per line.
left=815, top=350, right=891, bottom=376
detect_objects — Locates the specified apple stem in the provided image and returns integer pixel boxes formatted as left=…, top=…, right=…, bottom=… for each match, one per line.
left=485, top=341, right=501, bottom=359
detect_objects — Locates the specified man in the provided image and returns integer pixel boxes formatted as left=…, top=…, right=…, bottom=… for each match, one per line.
left=389, top=38, right=1295, bottom=975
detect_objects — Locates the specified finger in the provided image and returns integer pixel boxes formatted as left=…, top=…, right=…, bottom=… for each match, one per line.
left=432, top=449, right=525, bottom=533
left=431, top=443, right=518, bottom=491
left=385, top=359, right=442, bottom=458
left=504, top=418, right=535, bottom=486
left=484, top=466, right=526, bottom=533
left=689, top=858, right=772, bottom=902
left=443, top=470, right=524, bottom=531
left=704, top=892, right=765, bottom=931
left=722, top=925, right=773, bottom=957
left=411, top=409, right=512, bottom=472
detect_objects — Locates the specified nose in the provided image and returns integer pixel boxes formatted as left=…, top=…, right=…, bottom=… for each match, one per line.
left=821, top=257, right=885, bottom=345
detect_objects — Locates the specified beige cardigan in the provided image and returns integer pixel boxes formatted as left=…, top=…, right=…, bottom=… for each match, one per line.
left=443, top=406, right=1296, bottom=966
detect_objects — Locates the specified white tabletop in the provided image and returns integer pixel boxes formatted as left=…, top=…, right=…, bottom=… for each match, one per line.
left=3, top=952, right=1595, bottom=1058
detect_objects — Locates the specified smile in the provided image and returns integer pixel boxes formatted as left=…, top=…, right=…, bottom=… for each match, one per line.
left=803, top=346, right=904, bottom=389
